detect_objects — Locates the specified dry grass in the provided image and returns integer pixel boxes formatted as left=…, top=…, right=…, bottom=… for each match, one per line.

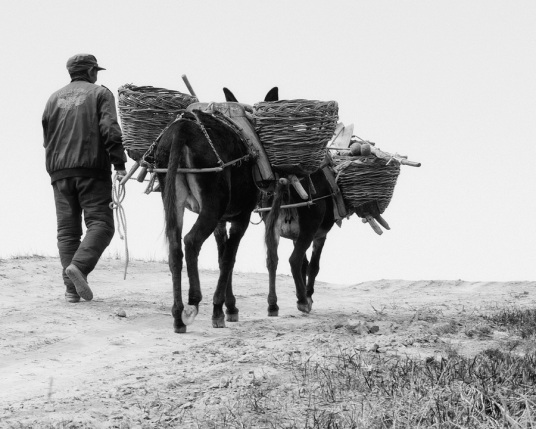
left=180, top=347, right=536, bottom=429
left=485, top=307, right=536, bottom=340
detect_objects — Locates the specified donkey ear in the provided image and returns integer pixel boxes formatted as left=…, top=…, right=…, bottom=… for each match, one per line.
left=223, top=87, right=238, bottom=102
left=264, top=87, right=279, bottom=102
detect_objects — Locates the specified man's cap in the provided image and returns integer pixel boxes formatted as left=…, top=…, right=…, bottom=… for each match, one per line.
left=66, top=54, right=106, bottom=74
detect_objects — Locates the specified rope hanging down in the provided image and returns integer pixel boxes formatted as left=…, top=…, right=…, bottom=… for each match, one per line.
left=110, top=174, right=129, bottom=279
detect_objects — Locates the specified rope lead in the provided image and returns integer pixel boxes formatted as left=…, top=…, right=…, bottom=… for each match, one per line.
left=111, top=174, right=129, bottom=279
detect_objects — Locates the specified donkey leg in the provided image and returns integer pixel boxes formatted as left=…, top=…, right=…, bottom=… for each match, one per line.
left=305, top=236, right=327, bottom=308
left=301, top=252, right=309, bottom=287
left=213, top=216, right=250, bottom=326
left=224, top=277, right=239, bottom=322
left=290, top=237, right=314, bottom=314
left=264, top=178, right=289, bottom=317
left=183, top=214, right=219, bottom=327
left=164, top=176, right=188, bottom=333
left=295, top=239, right=309, bottom=285
left=168, top=239, right=186, bottom=333
left=214, top=221, right=228, bottom=271
left=266, top=225, right=281, bottom=317
left=213, top=221, right=239, bottom=324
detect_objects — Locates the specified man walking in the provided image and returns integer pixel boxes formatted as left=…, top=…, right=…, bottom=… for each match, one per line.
left=42, top=53, right=127, bottom=303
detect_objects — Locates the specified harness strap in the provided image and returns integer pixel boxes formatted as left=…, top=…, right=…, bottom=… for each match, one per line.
left=176, top=153, right=252, bottom=173
left=255, top=194, right=332, bottom=213
left=141, top=112, right=185, bottom=166
left=190, top=110, right=225, bottom=167
left=140, top=109, right=255, bottom=175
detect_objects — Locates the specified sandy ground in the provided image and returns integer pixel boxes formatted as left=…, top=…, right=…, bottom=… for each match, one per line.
left=0, top=256, right=534, bottom=428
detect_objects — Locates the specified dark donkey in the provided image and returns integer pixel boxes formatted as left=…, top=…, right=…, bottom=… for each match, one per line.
left=263, top=172, right=340, bottom=316
left=224, top=88, right=343, bottom=317
left=154, top=88, right=278, bottom=333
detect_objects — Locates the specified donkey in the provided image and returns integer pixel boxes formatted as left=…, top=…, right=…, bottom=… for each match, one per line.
left=224, top=88, right=341, bottom=317
left=154, top=88, right=278, bottom=333
left=262, top=170, right=339, bottom=316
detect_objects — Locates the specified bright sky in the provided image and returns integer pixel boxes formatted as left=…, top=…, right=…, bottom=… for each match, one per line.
left=1, top=0, right=535, bottom=285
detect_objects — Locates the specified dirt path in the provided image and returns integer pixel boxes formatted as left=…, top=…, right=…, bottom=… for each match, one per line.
left=1, top=257, right=534, bottom=428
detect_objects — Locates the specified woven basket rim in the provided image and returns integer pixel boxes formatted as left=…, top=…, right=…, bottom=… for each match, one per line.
left=118, top=84, right=194, bottom=96
left=253, top=99, right=338, bottom=113
left=254, top=99, right=337, bottom=104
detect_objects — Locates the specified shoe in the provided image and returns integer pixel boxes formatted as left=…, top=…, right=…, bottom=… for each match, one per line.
left=65, top=264, right=93, bottom=301
left=65, top=291, right=80, bottom=303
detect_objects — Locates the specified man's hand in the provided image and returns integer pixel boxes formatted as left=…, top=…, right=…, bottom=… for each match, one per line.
left=116, top=169, right=127, bottom=179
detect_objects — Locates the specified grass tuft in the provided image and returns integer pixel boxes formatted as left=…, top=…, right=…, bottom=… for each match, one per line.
left=485, top=307, right=536, bottom=339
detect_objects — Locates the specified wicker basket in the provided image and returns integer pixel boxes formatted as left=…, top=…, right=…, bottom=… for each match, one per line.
left=253, top=99, right=338, bottom=176
left=117, top=84, right=198, bottom=153
left=332, top=154, right=400, bottom=215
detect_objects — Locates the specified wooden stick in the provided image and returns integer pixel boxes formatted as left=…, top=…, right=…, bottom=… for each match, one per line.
left=374, top=214, right=390, bottom=230
left=329, top=123, right=344, bottom=145
left=144, top=173, right=157, bottom=194
left=136, top=166, right=148, bottom=182
left=176, top=167, right=223, bottom=173
left=147, top=167, right=226, bottom=174
left=365, top=215, right=383, bottom=235
left=182, top=75, right=197, bottom=97
left=372, top=147, right=421, bottom=167
left=400, top=159, right=421, bottom=167
left=256, top=201, right=315, bottom=213
left=289, top=174, right=308, bottom=200
left=119, top=161, right=140, bottom=186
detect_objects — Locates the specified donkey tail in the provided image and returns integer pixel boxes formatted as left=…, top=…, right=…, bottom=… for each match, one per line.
left=163, top=125, right=186, bottom=246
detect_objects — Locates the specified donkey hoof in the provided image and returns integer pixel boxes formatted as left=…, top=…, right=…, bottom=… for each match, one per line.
left=182, top=305, right=198, bottom=326
left=297, top=301, right=311, bottom=314
left=267, top=305, right=279, bottom=317
left=65, top=292, right=80, bottom=303
left=212, top=317, right=226, bottom=328
left=174, top=325, right=187, bottom=334
left=226, top=312, right=239, bottom=323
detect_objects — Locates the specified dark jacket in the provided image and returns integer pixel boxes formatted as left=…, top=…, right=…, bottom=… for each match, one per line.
left=42, top=80, right=127, bottom=183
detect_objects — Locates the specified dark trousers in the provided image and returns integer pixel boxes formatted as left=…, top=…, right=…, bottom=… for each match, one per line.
left=52, top=176, right=114, bottom=290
